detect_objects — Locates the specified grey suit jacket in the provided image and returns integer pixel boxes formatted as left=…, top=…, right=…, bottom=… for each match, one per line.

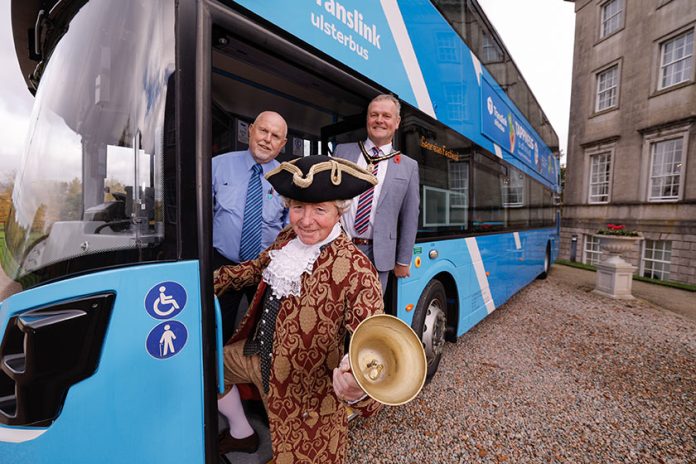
left=334, top=142, right=420, bottom=272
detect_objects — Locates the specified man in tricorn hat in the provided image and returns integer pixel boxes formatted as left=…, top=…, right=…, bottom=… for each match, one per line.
left=214, top=155, right=384, bottom=463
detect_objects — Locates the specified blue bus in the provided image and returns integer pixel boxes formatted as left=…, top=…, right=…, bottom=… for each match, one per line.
left=1, top=0, right=560, bottom=462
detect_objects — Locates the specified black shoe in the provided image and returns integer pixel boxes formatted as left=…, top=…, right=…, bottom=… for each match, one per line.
left=218, top=429, right=259, bottom=454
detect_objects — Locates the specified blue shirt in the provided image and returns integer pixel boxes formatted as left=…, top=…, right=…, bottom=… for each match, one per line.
left=212, top=150, right=288, bottom=262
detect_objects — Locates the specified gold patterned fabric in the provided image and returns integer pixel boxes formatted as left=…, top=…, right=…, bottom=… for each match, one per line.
left=214, top=226, right=384, bottom=463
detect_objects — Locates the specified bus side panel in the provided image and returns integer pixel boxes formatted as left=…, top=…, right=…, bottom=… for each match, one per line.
left=478, top=229, right=556, bottom=307
left=397, top=2, right=559, bottom=189
left=396, top=238, right=490, bottom=337
left=0, top=262, right=206, bottom=464
left=397, top=229, right=557, bottom=339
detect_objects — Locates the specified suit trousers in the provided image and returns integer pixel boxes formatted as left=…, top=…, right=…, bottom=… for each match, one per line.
left=355, top=243, right=388, bottom=294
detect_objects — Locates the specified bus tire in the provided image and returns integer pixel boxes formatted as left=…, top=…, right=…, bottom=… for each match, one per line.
left=412, top=279, right=447, bottom=382
left=537, top=245, right=551, bottom=280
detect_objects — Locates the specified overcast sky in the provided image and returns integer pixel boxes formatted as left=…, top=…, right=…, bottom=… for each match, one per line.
left=0, top=0, right=575, bottom=178
left=0, top=1, right=33, bottom=178
left=478, top=0, right=575, bottom=163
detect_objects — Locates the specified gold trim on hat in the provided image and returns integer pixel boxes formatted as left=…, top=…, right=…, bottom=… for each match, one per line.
left=265, top=157, right=378, bottom=189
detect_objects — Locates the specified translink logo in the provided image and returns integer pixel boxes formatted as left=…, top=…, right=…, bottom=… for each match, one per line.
left=314, top=0, right=382, bottom=49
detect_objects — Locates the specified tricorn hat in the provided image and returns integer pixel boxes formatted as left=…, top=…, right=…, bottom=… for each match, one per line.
left=265, top=155, right=377, bottom=203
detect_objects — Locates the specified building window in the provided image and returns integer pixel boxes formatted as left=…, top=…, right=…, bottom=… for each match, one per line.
left=659, top=29, right=694, bottom=90
left=448, top=161, right=469, bottom=207
left=584, top=234, right=601, bottom=265
left=503, top=168, right=525, bottom=207
left=642, top=240, right=672, bottom=280
left=444, top=83, right=466, bottom=121
left=649, top=137, right=683, bottom=201
left=601, top=0, right=624, bottom=39
left=437, top=33, right=460, bottom=63
left=481, top=33, right=503, bottom=63
left=588, top=152, right=611, bottom=203
left=596, top=65, right=619, bottom=111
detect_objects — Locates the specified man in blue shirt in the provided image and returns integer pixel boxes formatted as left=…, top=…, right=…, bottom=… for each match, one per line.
left=213, top=111, right=289, bottom=341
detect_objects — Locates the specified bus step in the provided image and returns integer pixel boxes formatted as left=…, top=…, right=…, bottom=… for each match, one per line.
left=2, top=353, right=26, bottom=376
left=0, top=394, right=17, bottom=418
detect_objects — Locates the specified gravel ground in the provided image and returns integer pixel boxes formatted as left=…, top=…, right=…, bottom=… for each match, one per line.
left=347, top=273, right=696, bottom=464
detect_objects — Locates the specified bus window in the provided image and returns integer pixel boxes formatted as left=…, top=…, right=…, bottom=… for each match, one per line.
left=503, top=167, right=529, bottom=229
left=2, top=0, right=175, bottom=291
left=401, top=110, right=474, bottom=239
left=472, top=159, right=506, bottom=232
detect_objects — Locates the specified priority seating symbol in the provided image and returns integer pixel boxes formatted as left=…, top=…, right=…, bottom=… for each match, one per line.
left=146, top=320, right=188, bottom=359
left=145, top=281, right=187, bottom=319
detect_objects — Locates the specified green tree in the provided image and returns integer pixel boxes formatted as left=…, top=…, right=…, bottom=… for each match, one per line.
left=59, top=177, right=83, bottom=220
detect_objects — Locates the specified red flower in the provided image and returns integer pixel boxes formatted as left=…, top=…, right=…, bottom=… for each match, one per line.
left=394, top=154, right=401, bottom=164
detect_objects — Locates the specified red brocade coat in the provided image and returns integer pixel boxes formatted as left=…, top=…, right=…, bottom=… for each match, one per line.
left=214, top=227, right=384, bottom=463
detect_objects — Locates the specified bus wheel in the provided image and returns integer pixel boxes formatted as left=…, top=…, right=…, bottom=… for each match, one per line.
left=412, top=279, right=447, bottom=381
left=537, top=245, right=551, bottom=280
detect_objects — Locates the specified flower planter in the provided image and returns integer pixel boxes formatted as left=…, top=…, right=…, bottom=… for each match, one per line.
left=594, top=233, right=643, bottom=265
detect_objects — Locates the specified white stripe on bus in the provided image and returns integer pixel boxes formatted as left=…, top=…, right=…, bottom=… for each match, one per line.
left=470, top=50, right=482, bottom=85
left=466, top=237, right=496, bottom=314
left=381, top=0, right=436, bottom=118
left=514, top=232, right=521, bottom=250
left=0, top=427, right=47, bottom=443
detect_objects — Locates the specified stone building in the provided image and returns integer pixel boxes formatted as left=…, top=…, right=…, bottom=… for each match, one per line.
left=562, top=0, right=696, bottom=285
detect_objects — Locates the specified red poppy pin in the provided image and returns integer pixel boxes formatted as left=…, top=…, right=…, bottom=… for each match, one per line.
left=394, top=154, right=401, bottom=164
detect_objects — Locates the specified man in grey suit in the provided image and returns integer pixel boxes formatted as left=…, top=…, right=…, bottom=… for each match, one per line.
left=333, top=94, right=420, bottom=293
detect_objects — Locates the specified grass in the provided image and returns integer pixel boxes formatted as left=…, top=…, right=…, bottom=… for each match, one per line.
left=556, top=259, right=696, bottom=292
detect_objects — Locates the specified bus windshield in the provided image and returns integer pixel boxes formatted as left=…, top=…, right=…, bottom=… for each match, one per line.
left=1, top=0, right=175, bottom=295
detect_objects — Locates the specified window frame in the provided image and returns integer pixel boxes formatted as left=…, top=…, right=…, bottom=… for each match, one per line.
left=588, top=151, right=612, bottom=204
left=583, top=234, right=601, bottom=266
left=600, top=0, right=625, bottom=40
left=640, top=124, right=690, bottom=203
left=640, top=239, right=672, bottom=281
left=584, top=142, right=615, bottom=204
left=595, top=63, right=620, bottom=112
left=502, top=167, right=526, bottom=208
left=481, top=32, right=503, bottom=63
left=448, top=160, right=469, bottom=208
left=648, top=137, right=685, bottom=202
left=436, top=32, right=460, bottom=64
left=658, top=28, right=694, bottom=91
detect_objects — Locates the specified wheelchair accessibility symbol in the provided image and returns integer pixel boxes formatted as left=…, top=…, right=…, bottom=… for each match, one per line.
left=146, top=321, right=188, bottom=360
left=145, top=281, right=187, bottom=319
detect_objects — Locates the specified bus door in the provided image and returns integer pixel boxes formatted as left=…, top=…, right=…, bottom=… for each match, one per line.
left=207, top=8, right=386, bottom=461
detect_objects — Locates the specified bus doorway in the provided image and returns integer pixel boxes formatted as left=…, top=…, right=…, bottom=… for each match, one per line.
left=207, top=21, right=382, bottom=462
left=210, top=26, right=372, bottom=162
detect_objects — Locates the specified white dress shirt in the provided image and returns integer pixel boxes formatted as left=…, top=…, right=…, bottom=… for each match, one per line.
left=342, top=139, right=392, bottom=239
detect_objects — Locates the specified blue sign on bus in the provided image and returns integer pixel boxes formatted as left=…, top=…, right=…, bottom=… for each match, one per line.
left=146, top=320, right=189, bottom=360
left=480, top=78, right=556, bottom=181
left=144, top=281, right=187, bottom=319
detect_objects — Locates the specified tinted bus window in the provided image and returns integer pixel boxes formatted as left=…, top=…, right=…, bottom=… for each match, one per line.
left=401, top=112, right=474, bottom=239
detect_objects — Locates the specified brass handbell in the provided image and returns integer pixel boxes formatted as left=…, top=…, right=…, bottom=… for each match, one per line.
left=348, top=314, right=427, bottom=406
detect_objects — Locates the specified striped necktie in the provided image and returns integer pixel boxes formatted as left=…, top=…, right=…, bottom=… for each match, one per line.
left=239, top=163, right=263, bottom=261
left=354, top=147, right=380, bottom=235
